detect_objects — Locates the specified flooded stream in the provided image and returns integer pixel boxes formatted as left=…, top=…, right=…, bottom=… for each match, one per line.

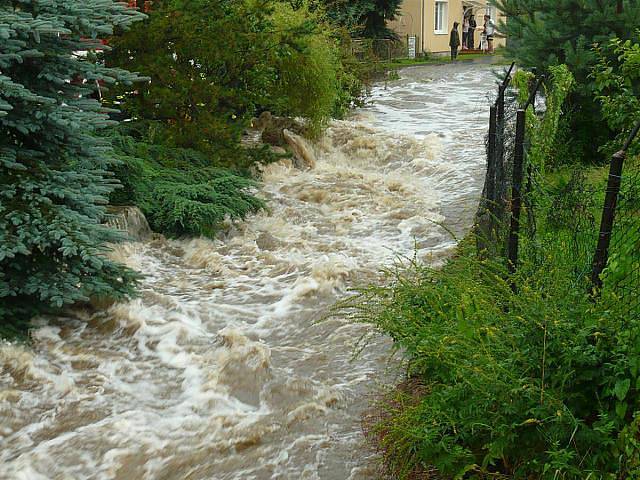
left=0, top=62, right=499, bottom=480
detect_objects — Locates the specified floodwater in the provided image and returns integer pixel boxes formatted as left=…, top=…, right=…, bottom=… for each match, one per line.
left=0, top=62, right=499, bottom=480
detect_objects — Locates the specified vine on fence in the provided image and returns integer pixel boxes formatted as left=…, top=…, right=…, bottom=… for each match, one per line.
left=513, top=65, right=575, bottom=174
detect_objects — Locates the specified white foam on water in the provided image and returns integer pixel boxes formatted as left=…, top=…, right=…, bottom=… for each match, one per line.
left=0, top=63, right=498, bottom=479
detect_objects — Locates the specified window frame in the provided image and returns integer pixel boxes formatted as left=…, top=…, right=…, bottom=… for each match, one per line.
left=434, top=1, right=449, bottom=35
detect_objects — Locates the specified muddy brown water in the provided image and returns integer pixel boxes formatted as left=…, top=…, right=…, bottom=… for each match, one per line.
left=0, top=63, right=500, bottom=480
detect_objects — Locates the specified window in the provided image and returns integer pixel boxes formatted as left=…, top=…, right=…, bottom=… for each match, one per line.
left=434, top=1, right=448, bottom=34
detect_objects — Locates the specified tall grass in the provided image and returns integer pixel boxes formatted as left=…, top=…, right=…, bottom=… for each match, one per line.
left=340, top=235, right=640, bottom=478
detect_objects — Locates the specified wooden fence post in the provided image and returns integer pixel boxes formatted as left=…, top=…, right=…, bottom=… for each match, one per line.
left=508, top=109, right=526, bottom=274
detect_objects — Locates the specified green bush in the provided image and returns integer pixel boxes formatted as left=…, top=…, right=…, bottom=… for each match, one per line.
left=108, top=126, right=266, bottom=237
left=263, top=2, right=341, bottom=134
left=341, top=241, right=640, bottom=479
left=106, top=0, right=362, bottom=149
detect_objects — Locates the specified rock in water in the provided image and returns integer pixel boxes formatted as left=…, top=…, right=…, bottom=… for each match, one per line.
left=283, top=129, right=317, bottom=170
left=105, top=206, right=152, bottom=241
left=253, top=112, right=308, bottom=147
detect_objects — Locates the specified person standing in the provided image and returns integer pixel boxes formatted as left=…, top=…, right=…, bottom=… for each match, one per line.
left=468, top=15, right=477, bottom=49
left=462, top=17, right=470, bottom=50
left=485, top=14, right=496, bottom=53
left=449, top=22, right=460, bottom=61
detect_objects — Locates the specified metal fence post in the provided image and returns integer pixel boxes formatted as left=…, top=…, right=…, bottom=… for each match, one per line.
left=591, top=120, right=640, bottom=291
left=476, top=105, right=499, bottom=256
left=487, top=105, right=498, bottom=203
left=494, top=85, right=506, bottom=227
left=508, top=109, right=526, bottom=274
left=591, top=151, right=626, bottom=290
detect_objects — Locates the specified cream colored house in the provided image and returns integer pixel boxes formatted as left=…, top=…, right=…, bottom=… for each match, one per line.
left=390, top=0, right=506, bottom=55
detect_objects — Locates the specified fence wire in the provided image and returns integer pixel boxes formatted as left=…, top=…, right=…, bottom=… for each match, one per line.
left=604, top=155, right=640, bottom=317
left=476, top=76, right=640, bottom=318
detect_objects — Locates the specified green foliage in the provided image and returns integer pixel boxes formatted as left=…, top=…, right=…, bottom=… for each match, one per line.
left=342, top=241, right=640, bottom=479
left=0, top=1, right=144, bottom=329
left=592, top=34, right=640, bottom=156
left=513, top=65, right=575, bottom=172
left=260, top=2, right=342, bottom=134
left=313, top=0, right=402, bottom=39
left=495, top=0, right=640, bottom=160
left=107, top=0, right=274, bottom=155
left=108, top=126, right=266, bottom=237
left=106, top=0, right=356, bottom=148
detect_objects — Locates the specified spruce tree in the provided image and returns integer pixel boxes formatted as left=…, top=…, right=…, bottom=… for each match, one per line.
left=0, top=0, right=144, bottom=330
left=495, top=0, right=640, bottom=158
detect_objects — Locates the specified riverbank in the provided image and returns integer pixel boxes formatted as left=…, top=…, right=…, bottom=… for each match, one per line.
left=350, top=65, right=640, bottom=478
left=380, top=49, right=510, bottom=70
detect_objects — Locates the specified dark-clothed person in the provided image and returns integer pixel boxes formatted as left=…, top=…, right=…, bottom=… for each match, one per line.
left=449, top=22, right=460, bottom=61
left=468, top=15, right=477, bottom=49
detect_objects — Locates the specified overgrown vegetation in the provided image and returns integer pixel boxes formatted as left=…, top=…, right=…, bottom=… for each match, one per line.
left=348, top=237, right=640, bottom=479
left=107, top=0, right=358, bottom=148
left=108, top=125, right=267, bottom=237
left=345, top=33, right=640, bottom=479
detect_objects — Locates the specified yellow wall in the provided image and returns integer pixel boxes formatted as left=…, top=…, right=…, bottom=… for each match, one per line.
left=390, top=0, right=507, bottom=54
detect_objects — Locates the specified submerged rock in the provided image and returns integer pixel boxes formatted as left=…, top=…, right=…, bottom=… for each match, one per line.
left=256, top=232, right=282, bottom=251
left=252, top=111, right=307, bottom=147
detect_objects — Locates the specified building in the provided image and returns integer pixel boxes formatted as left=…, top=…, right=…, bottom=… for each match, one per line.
left=390, top=0, right=506, bottom=55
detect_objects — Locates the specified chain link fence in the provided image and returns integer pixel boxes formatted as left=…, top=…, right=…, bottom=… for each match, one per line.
left=350, top=37, right=416, bottom=63
left=475, top=65, right=640, bottom=317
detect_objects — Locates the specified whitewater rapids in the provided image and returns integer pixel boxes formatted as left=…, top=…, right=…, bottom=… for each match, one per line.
left=0, top=63, right=498, bottom=480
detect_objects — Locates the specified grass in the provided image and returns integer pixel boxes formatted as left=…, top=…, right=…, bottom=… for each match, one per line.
left=339, top=156, right=640, bottom=479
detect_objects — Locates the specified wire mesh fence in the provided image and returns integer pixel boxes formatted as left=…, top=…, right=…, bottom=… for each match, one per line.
left=475, top=67, right=640, bottom=317
left=600, top=148, right=640, bottom=317
left=351, top=38, right=414, bottom=63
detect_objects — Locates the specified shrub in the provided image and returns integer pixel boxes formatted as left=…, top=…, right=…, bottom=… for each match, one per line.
left=262, top=2, right=341, bottom=135
left=106, top=0, right=359, bottom=148
left=108, top=126, right=266, bottom=237
left=340, top=241, right=640, bottom=479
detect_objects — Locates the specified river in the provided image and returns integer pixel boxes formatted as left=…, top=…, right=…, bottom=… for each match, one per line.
left=0, top=62, right=499, bottom=480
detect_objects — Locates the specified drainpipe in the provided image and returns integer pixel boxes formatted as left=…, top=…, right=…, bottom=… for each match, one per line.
left=421, top=0, right=425, bottom=54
